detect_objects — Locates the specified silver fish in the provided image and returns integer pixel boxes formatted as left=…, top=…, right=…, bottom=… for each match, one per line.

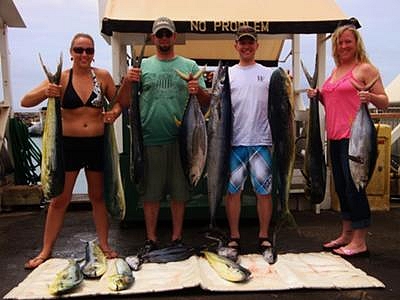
left=107, top=258, right=134, bottom=291
left=301, top=58, right=326, bottom=204
left=125, top=255, right=141, bottom=271
left=128, top=42, right=148, bottom=184
left=206, top=62, right=232, bottom=229
left=81, top=239, right=107, bottom=278
left=39, top=54, right=65, bottom=201
left=126, top=244, right=196, bottom=271
left=349, top=77, right=379, bottom=191
left=177, top=69, right=208, bottom=188
left=204, top=231, right=238, bottom=262
left=48, top=259, right=83, bottom=295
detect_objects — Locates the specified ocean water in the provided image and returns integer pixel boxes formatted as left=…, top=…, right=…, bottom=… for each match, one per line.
left=32, top=137, right=87, bottom=194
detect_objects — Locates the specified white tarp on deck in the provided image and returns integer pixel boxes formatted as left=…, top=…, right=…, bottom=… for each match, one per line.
left=5, top=252, right=384, bottom=299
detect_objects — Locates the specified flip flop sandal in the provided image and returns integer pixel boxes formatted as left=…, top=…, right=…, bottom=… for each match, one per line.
left=333, top=247, right=370, bottom=258
left=258, top=238, right=273, bottom=253
left=24, top=255, right=50, bottom=270
left=322, top=240, right=348, bottom=251
left=227, top=238, right=241, bottom=253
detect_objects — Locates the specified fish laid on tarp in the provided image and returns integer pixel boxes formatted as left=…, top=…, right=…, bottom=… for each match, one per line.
left=300, top=58, right=327, bottom=204
left=268, top=67, right=296, bottom=227
left=107, top=258, right=134, bottom=291
left=349, top=77, right=379, bottom=191
left=125, top=243, right=196, bottom=271
left=103, top=99, right=126, bottom=220
left=39, top=54, right=65, bottom=200
left=48, top=259, right=83, bottom=295
left=176, top=69, right=207, bottom=188
left=206, top=62, right=232, bottom=229
left=202, top=250, right=251, bottom=283
left=204, top=231, right=238, bottom=262
left=81, top=239, right=107, bottom=278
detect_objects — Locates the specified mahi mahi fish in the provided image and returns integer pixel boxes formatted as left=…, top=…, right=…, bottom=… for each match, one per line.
left=268, top=67, right=296, bottom=227
left=107, top=258, right=134, bottom=291
left=176, top=69, right=208, bottom=188
left=39, top=54, right=65, bottom=201
left=202, top=250, right=251, bottom=282
left=81, top=239, right=107, bottom=278
left=48, top=259, right=84, bottom=295
left=349, top=77, right=379, bottom=191
left=206, top=62, right=232, bottom=229
left=300, top=58, right=326, bottom=204
left=103, top=99, right=126, bottom=220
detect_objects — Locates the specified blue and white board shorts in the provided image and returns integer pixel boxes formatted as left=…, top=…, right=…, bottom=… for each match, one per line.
left=228, top=145, right=272, bottom=195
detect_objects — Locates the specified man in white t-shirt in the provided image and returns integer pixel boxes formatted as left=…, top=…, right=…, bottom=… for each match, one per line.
left=225, top=25, right=274, bottom=259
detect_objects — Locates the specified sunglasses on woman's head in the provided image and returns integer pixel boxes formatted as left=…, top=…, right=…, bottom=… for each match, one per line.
left=72, top=47, right=95, bottom=55
left=155, top=30, right=173, bottom=39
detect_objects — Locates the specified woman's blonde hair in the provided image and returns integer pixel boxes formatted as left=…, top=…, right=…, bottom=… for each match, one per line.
left=331, top=25, right=370, bottom=66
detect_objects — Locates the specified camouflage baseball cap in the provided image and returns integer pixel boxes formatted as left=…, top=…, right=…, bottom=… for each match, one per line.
left=235, top=25, right=257, bottom=41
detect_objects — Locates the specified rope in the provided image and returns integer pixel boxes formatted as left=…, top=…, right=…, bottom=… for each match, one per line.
left=8, top=117, right=41, bottom=185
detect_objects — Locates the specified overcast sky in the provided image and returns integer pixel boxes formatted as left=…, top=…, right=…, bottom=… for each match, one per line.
left=7, top=0, right=400, bottom=111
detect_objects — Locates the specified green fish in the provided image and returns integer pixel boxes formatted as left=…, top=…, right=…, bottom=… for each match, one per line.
left=39, top=54, right=65, bottom=201
left=268, top=67, right=297, bottom=228
left=48, top=259, right=83, bottom=295
left=104, top=100, right=126, bottom=220
left=202, top=251, right=251, bottom=282
left=107, top=258, right=134, bottom=291
left=81, top=239, right=107, bottom=278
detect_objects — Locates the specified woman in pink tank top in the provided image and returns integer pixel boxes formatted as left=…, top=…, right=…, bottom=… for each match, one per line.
left=307, top=25, right=388, bottom=258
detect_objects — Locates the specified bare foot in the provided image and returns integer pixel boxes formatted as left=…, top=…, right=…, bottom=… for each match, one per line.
left=322, top=237, right=350, bottom=250
left=101, top=248, right=118, bottom=258
left=24, top=254, right=51, bottom=270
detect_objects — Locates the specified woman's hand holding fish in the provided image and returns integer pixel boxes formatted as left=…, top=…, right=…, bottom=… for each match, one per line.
left=358, top=90, right=371, bottom=104
left=306, top=88, right=318, bottom=99
left=103, top=109, right=120, bottom=123
left=45, top=83, right=62, bottom=98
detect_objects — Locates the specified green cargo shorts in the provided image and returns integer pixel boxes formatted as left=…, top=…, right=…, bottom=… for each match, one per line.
left=138, top=141, right=190, bottom=202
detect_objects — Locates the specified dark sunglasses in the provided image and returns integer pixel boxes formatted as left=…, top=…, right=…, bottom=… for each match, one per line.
left=155, top=30, right=173, bottom=39
left=72, top=47, right=95, bottom=55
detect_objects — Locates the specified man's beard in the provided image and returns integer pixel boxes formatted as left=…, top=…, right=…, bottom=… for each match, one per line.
left=158, top=44, right=172, bottom=53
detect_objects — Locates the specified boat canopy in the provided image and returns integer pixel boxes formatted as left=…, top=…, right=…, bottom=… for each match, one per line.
left=99, top=0, right=356, bottom=66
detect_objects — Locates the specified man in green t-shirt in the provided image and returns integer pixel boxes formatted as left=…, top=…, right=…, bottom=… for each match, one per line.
left=117, top=17, right=210, bottom=250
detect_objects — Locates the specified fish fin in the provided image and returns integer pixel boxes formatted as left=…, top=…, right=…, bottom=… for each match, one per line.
left=350, top=75, right=380, bottom=91
left=193, top=65, right=206, bottom=80
left=175, top=69, right=190, bottom=81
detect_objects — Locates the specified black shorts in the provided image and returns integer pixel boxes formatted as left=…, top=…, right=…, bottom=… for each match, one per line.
left=63, top=136, right=104, bottom=172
